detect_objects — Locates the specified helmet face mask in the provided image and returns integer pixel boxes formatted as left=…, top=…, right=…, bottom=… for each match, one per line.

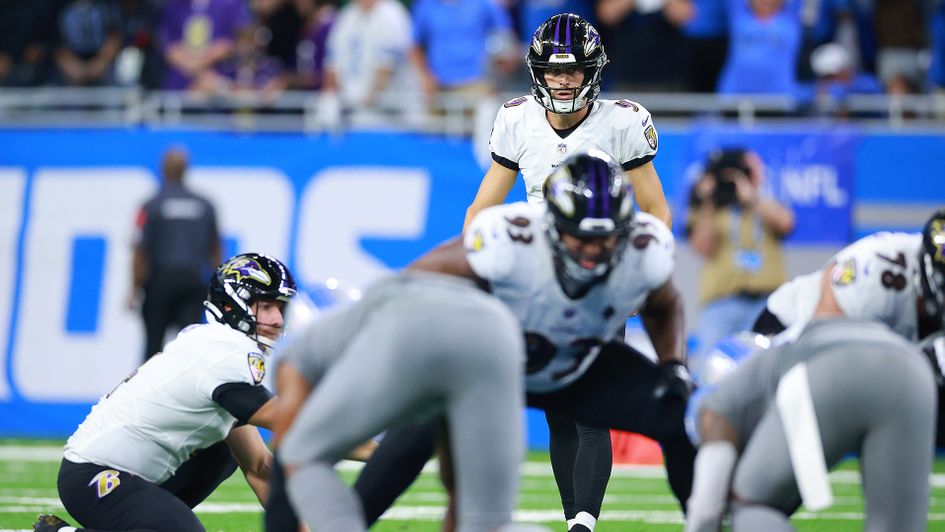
left=527, top=13, right=608, bottom=114
left=919, top=211, right=945, bottom=330
left=546, top=224, right=627, bottom=291
left=543, top=150, right=634, bottom=298
left=205, top=253, right=297, bottom=349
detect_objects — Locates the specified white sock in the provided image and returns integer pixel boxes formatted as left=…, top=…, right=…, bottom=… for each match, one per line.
left=571, top=511, right=597, bottom=531
left=566, top=518, right=576, bottom=529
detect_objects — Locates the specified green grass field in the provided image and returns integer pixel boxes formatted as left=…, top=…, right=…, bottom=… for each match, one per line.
left=2, top=439, right=945, bottom=531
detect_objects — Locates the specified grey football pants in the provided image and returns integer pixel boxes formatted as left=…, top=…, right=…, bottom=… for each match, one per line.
left=731, top=345, right=936, bottom=532
left=281, top=282, right=525, bottom=532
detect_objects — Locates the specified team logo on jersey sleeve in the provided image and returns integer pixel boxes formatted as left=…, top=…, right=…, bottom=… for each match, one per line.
left=830, top=258, right=857, bottom=286
left=643, top=125, right=658, bottom=150
left=247, top=352, right=266, bottom=384
left=469, top=229, right=486, bottom=252
left=222, top=257, right=272, bottom=285
left=89, top=470, right=121, bottom=498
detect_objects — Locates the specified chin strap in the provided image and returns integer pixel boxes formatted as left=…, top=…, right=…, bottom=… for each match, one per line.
left=223, top=283, right=254, bottom=333
left=532, top=80, right=592, bottom=114
left=203, top=301, right=224, bottom=323
left=256, top=336, right=274, bottom=352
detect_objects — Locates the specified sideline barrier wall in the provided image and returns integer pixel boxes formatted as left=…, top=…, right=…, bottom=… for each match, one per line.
left=0, top=127, right=938, bottom=447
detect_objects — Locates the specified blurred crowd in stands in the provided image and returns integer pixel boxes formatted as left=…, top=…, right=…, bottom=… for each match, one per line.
left=1, top=0, right=943, bottom=116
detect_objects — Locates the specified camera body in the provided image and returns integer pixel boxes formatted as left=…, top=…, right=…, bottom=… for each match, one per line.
left=704, top=148, right=751, bottom=208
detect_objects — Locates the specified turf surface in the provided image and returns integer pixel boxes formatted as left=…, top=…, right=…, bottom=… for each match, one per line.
left=2, top=439, right=944, bottom=531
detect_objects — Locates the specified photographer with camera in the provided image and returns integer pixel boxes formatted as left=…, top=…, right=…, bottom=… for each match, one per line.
left=686, top=148, right=795, bottom=355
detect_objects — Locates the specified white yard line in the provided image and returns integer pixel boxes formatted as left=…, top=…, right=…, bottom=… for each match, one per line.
left=0, top=447, right=63, bottom=462
left=4, top=497, right=945, bottom=523
left=6, top=445, right=939, bottom=486
left=5, top=444, right=945, bottom=527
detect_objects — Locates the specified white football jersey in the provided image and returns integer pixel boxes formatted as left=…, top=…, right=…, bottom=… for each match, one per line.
left=63, top=323, right=270, bottom=483
left=768, top=232, right=922, bottom=343
left=765, top=270, right=821, bottom=329
left=489, top=96, right=659, bottom=203
left=464, top=202, right=674, bottom=392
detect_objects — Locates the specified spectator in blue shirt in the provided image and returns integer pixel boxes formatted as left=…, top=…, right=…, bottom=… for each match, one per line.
left=804, top=42, right=882, bottom=117
left=932, top=1, right=945, bottom=94
left=717, top=0, right=802, bottom=98
left=409, top=0, right=517, bottom=108
left=53, top=0, right=124, bottom=86
left=796, top=0, right=855, bottom=83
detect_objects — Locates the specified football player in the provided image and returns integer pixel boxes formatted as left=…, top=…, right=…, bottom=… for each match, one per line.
left=751, top=208, right=945, bottom=450
left=752, top=208, right=945, bottom=345
left=464, top=13, right=670, bottom=231
left=34, top=253, right=296, bottom=532
left=686, top=319, right=936, bottom=532
left=270, top=272, right=541, bottom=532
left=459, top=13, right=672, bottom=530
left=351, top=151, right=695, bottom=531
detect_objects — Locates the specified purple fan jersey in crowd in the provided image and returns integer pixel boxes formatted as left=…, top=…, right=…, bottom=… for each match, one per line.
left=217, top=55, right=284, bottom=89
left=159, top=0, right=251, bottom=90
left=295, top=14, right=334, bottom=90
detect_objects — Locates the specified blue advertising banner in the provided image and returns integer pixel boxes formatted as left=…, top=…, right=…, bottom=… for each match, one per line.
left=0, top=127, right=938, bottom=446
left=675, top=124, right=858, bottom=244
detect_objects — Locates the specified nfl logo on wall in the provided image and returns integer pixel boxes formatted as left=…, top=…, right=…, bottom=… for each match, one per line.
left=557, top=143, right=567, bottom=155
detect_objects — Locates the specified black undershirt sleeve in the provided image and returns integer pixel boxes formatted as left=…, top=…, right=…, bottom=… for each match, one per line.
left=621, top=154, right=655, bottom=171
left=212, top=382, right=273, bottom=424
left=491, top=153, right=519, bottom=171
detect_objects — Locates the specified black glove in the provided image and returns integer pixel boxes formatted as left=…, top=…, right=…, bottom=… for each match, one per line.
left=653, top=361, right=695, bottom=401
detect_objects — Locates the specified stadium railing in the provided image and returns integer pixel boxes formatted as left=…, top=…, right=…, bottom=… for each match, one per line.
left=1, top=88, right=944, bottom=133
